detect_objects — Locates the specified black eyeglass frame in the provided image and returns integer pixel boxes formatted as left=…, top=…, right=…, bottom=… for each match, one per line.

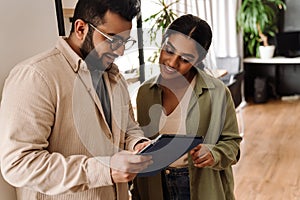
left=87, top=22, right=136, bottom=51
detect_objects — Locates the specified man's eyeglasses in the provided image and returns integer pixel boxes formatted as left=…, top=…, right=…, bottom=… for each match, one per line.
left=88, top=23, right=136, bottom=51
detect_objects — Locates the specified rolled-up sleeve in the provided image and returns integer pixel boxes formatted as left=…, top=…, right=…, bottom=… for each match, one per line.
left=208, top=88, right=242, bottom=170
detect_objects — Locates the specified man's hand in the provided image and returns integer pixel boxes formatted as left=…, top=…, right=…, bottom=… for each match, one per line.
left=110, top=150, right=152, bottom=183
left=134, top=140, right=151, bottom=152
left=190, top=144, right=215, bottom=168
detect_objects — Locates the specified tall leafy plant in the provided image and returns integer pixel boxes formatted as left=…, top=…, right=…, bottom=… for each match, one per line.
left=237, top=0, right=286, bottom=57
left=144, top=0, right=179, bottom=63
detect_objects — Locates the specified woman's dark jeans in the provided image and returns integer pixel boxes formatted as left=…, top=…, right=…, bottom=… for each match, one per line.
left=162, top=167, right=190, bottom=200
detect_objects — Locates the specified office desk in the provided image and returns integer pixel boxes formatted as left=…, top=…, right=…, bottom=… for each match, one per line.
left=243, top=57, right=300, bottom=98
left=204, top=68, right=228, bottom=79
left=211, top=69, right=228, bottom=78
left=244, top=57, right=300, bottom=64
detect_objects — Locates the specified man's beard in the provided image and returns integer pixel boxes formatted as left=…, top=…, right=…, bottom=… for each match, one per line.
left=80, top=32, right=106, bottom=71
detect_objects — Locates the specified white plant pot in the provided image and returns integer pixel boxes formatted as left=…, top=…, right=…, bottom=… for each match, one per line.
left=259, top=45, right=275, bottom=59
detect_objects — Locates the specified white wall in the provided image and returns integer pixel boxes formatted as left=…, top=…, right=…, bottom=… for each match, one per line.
left=63, top=0, right=77, bottom=8
left=0, top=0, right=59, bottom=199
left=0, top=0, right=58, bottom=100
left=62, top=0, right=77, bottom=35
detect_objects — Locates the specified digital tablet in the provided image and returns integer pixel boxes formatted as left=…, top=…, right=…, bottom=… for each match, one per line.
left=137, top=134, right=203, bottom=177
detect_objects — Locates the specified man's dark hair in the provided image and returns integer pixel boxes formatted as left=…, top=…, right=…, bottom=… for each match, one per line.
left=70, top=0, right=140, bottom=33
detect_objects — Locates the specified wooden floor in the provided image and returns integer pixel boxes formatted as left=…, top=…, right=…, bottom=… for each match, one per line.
left=233, top=99, right=300, bottom=200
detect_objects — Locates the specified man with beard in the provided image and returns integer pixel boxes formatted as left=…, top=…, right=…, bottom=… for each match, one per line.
left=0, top=0, right=152, bottom=199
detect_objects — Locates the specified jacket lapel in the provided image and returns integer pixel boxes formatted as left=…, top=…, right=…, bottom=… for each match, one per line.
left=77, top=66, right=112, bottom=138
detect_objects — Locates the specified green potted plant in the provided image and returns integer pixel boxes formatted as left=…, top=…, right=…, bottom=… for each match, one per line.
left=237, top=0, right=286, bottom=58
left=144, top=0, right=179, bottom=63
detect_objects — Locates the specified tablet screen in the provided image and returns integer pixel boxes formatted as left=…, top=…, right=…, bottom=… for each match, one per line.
left=137, top=134, right=203, bottom=176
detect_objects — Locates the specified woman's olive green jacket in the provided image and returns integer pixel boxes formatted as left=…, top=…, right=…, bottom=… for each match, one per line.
left=131, top=68, right=242, bottom=200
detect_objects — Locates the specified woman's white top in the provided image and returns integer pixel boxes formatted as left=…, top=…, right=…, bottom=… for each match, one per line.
left=159, top=76, right=196, bottom=168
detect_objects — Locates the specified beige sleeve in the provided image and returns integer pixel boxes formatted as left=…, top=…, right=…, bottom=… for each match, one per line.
left=0, top=65, right=113, bottom=195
